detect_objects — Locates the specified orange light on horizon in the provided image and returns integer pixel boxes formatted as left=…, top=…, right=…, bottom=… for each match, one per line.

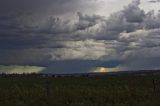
left=92, top=67, right=120, bottom=73
left=93, top=67, right=109, bottom=73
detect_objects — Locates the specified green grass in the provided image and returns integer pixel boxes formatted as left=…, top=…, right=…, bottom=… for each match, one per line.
left=0, top=75, right=160, bottom=106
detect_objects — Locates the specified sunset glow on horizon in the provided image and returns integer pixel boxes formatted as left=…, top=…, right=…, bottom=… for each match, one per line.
left=93, top=67, right=120, bottom=73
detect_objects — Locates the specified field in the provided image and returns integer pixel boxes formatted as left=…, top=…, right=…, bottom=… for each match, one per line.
left=0, top=75, right=160, bottom=106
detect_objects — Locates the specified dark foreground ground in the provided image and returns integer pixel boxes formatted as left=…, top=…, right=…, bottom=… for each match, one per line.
left=0, top=75, right=160, bottom=106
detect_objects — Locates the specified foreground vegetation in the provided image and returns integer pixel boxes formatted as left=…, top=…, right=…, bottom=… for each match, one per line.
left=0, top=75, right=160, bottom=106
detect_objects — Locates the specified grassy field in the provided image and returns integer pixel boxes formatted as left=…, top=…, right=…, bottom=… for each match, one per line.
left=0, top=75, right=160, bottom=106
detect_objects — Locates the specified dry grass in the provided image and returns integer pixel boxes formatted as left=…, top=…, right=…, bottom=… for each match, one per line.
left=0, top=75, right=160, bottom=106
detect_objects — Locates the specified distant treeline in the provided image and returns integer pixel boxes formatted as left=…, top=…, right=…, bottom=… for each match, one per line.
left=0, top=70, right=160, bottom=78
left=0, top=72, right=91, bottom=78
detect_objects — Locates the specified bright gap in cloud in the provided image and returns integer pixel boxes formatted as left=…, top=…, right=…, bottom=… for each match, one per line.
left=0, top=65, right=46, bottom=74
left=92, top=67, right=123, bottom=73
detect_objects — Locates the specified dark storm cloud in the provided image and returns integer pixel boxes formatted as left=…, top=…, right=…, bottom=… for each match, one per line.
left=0, top=0, right=76, bottom=15
left=0, top=49, right=51, bottom=66
left=43, top=60, right=123, bottom=74
left=148, top=0, right=160, bottom=3
left=122, top=47, right=160, bottom=70
left=123, top=0, right=145, bottom=23
left=0, top=0, right=160, bottom=73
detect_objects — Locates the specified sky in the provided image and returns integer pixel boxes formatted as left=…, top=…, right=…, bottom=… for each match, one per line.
left=0, top=0, right=160, bottom=74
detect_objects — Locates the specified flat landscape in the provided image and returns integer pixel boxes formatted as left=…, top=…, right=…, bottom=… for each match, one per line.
left=0, top=75, right=160, bottom=106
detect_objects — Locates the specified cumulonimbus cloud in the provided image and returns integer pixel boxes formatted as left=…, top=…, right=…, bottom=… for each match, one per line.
left=0, top=0, right=160, bottom=72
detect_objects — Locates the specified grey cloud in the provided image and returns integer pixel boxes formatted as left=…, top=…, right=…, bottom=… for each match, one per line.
left=123, top=0, right=145, bottom=23
left=142, top=11, right=160, bottom=29
left=117, top=28, right=160, bottom=70
left=148, top=0, right=160, bottom=3
left=43, top=60, right=123, bottom=74
left=49, top=39, right=108, bottom=60
left=76, top=12, right=105, bottom=30
left=0, top=0, right=160, bottom=73
left=121, top=47, right=160, bottom=70
left=0, top=49, right=51, bottom=66
left=0, top=0, right=76, bottom=15
left=91, top=0, right=144, bottom=40
left=0, top=0, right=146, bottom=44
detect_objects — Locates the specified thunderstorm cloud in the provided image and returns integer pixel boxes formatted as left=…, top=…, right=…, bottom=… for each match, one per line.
left=0, top=0, right=160, bottom=73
